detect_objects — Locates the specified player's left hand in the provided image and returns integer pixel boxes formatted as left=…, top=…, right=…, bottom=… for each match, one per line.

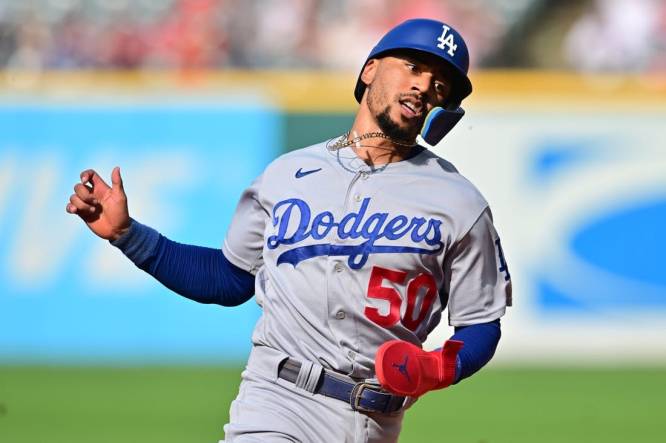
left=375, top=339, right=463, bottom=397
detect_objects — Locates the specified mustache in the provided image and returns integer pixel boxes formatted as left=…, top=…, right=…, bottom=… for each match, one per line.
left=398, top=92, right=422, bottom=100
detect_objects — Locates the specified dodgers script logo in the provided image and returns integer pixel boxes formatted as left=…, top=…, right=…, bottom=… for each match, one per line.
left=267, top=198, right=444, bottom=269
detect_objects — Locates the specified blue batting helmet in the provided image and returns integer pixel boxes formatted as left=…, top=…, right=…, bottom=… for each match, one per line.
left=353, top=18, right=473, bottom=109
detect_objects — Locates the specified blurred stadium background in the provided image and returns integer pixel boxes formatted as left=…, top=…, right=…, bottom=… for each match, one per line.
left=1, top=0, right=665, bottom=442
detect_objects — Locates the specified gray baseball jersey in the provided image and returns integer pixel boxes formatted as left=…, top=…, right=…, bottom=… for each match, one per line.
left=221, top=140, right=511, bottom=442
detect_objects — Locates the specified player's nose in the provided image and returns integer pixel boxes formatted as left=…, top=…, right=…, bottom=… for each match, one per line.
left=410, top=73, right=435, bottom=101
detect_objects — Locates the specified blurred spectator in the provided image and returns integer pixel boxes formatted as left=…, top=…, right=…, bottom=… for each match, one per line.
left=317, top=0, right=508, bottom=70
left=5, top=10, right=50, bottom=70
left=0, top=0, right=516, bottom=71
left=2, top=0, right=660, bottom=73
left=564, top=0, right=665, bottom=72
left=654, top=1, right=666, bottom=70
left=100, top=13, right=147, bottom=68
left=0, top=21, right=17, bottom=67
left=46, top=10, right=95, bottom=68
left=147, top=0, right=228, bottom=69
left=244, top=0, right=318, bottom=68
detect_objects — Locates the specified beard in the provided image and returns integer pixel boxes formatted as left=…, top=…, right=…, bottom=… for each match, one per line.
left=368, top=85, right=425, bottom=143
left=376, top=106, right=420, bottom=143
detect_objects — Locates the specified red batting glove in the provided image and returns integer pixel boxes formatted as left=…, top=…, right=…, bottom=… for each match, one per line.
left=375, top=339, right=464, bottom=397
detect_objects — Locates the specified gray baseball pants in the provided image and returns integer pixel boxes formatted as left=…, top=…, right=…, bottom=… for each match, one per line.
left=221, top=345, right=404, bottom=442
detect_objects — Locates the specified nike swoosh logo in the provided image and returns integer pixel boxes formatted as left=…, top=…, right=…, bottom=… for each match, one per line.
left=295, top=167, right=322, bottom=178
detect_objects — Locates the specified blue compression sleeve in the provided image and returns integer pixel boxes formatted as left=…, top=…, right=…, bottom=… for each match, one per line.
left=111, top=219, right=255, bottom=306
left=449, top=319, right=501, bottom=383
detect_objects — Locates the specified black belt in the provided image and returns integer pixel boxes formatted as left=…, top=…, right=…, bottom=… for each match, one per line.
left=277, top=358, right=406, bottom=414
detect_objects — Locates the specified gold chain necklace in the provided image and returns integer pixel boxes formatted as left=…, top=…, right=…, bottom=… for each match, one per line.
left=327, top=131, right=416, bottom=150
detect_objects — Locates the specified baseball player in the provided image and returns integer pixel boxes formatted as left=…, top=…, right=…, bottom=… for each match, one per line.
left=66, top=18, right=511, bottom=443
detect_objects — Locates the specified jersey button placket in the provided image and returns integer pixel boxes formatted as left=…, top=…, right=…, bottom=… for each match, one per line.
left=343, top=170, right=364, bottom=212
left=326, top=172, right=363, bottom=372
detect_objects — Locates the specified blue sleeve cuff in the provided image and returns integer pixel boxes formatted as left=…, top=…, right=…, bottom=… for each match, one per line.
left=110, top=219, right=160, bottom=267
left=450, top=318, right=501, bottom=383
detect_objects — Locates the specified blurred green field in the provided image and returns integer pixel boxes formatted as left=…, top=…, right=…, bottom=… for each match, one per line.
left=1, top=366, right=664, bottom=443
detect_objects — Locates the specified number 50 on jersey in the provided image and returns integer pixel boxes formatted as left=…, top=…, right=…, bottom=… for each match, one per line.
left=365, top=266, right=438, bottom=332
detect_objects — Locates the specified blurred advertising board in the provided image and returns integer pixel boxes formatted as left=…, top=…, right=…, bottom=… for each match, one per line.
left=0, top=101, right=278, bottom=364
left=428, top=93, right=666, bottom=364
left=1, top=71, right=665, bottom=365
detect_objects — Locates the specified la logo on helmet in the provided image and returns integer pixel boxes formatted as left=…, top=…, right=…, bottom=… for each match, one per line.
left=436, top=25, right=457, bottom=56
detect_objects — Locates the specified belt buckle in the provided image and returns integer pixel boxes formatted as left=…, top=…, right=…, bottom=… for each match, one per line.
left=350, top=381, right=382, bottom=413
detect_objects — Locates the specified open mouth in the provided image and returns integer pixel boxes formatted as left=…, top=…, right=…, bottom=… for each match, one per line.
left=399, top=98, right=423, bottom=118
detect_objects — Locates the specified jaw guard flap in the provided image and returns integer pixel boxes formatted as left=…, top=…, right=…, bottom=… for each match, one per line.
left=417, top=106, right=465, bottom=148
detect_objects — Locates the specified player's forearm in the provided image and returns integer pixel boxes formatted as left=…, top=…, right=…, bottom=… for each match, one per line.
left=110, top=219, right=255, bottom=306
left=450, top=318, right=501, bottom=383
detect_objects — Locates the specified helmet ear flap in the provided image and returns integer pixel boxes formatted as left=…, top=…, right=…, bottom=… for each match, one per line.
left=417, top=107, right=465, bottom=147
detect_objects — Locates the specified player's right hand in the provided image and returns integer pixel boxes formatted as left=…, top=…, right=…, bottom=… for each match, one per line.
left=66, top=167, right=131, bottom=241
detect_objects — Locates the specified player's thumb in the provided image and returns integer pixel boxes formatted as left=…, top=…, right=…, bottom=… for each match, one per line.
left=111, top=166, right=125, bottom=195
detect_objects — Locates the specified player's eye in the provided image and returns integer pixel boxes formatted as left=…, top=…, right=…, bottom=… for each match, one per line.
left=405, top=62, right=417, bottom=72
left=434, top=81, right=449, bottom=96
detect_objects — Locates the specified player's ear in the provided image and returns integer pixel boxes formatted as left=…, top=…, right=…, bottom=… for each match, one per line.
left=360, top=58, right=379, bottom=87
